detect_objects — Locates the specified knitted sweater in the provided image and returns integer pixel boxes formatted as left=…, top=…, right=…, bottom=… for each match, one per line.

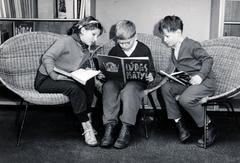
left=38, top=34, right=92, bottom=80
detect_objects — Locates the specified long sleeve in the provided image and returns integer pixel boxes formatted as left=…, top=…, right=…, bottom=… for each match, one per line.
left=192, top=45, right=213, bottom=80
left=42, top=38, right=66, bottom=77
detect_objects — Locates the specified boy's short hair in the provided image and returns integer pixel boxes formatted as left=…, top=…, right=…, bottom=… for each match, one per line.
left=158, top=15, right=183, bottom=34
left=115, top=20, right=136, bottom=40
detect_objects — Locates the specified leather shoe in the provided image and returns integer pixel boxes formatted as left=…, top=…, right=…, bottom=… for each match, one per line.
left=176, top=119, right=190, bottom=143
left=100, top=122, right=117, bottom=148
left=113, top=124, right=131, bottom=149
left=197, top=121, right=216, bottom=148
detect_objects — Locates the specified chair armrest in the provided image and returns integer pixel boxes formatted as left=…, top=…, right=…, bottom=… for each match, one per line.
left=144, top=77, right=168, bottom=95
left=200, top=85, right=240, bottom=104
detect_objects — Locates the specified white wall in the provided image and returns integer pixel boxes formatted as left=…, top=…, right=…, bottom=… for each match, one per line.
left=96, top=0, right=211, bottom=42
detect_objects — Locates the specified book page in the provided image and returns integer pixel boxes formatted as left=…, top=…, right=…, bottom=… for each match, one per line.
left=159, top=70, right=186, bottom=85
left=71, top=69, right=100, bottom=85
left=53, top=67, right=72, bottom=77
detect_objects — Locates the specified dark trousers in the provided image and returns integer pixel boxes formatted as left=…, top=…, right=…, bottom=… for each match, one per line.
left=159, top=81, right=215, bottom=127
left=34, top=71, right=95, bottom=122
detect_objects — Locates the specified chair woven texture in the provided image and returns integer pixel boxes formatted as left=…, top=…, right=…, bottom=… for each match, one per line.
left=0, top=32, right=69, bottom=105
left=201, top=36, right=240, bottom=101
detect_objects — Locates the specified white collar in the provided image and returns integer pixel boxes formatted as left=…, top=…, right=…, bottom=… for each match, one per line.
left=124, top=40, right=138, bottom=57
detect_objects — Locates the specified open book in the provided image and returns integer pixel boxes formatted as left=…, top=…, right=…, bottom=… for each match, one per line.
left=53, top=67, right=100, bottom=85
left=159, top=70, right=191, bottom=85
left=97, top=55, right=149, bottom=83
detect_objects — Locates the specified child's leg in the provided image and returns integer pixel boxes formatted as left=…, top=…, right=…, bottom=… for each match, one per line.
left=112, top=81, right=145, bottom=149
left=36, top=75, right=97, bottom=146
left=102, top=80, right=123, bottom=125
left=178, top=84, right=216, bottom=147
left=160, top=82, right=190, bottom=142
left=120, top=81, right=145, bottom=125
left=178, top=84, right=215, bottom=127
left=101, top=80, right=123, bottom=148
left=160, top=82, right=187, bottom=120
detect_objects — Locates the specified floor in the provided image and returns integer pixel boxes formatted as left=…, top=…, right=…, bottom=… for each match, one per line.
left=0, top=105, right=240, bottom=163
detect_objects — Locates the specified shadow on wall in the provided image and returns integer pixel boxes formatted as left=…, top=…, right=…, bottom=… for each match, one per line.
left=153, top=20, right=161, bottom=38
left=109, top=24, right=117, bottom=41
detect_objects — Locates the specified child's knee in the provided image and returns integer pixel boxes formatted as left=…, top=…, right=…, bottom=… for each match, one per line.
left=103, top=81, right=117, bottom=90
left=160, top=83, right=171, bottom=95
left=178, top=94, right=195, bottom=108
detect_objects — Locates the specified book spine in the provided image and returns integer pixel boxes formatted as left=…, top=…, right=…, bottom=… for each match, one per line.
left=121, top=59, right=126, bottom=83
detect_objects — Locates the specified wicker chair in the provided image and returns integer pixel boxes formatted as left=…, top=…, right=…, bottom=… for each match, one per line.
left=0, top=32, right=69, bottom=146
left=96, top=33, right=171, bottom=138
left=200, top=36, right=240, bottom=148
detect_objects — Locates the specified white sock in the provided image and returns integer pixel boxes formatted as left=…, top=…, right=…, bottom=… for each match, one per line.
left=174, top=118, right=181, bottom=123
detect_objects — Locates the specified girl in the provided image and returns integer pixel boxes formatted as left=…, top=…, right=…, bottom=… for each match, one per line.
left=34, top=16, right=103, bottom=147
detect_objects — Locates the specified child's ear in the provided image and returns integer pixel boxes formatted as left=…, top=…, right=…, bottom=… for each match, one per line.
left=80, top=27, right=87, bottom=34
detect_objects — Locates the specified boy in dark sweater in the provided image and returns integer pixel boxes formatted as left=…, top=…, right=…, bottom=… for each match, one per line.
left=100, top=20, right=155, bottom=149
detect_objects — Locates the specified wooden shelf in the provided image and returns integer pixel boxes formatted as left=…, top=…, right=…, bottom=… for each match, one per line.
left=224, top=21, right=240, bottom=25
left=0, top=18, right=79, bottom=22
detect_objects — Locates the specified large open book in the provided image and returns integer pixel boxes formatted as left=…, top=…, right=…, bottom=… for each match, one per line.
left=97, top=54, right=149, bottom=83
left=53, top=67, right=100, bottom=85
left=159, top=70, right=191, bottom=85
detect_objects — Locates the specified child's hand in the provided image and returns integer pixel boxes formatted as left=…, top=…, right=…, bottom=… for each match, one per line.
left=189, top=75, right=202, bottom=85
left=57, top=74, right=71, bottom=80
left=97, top=72, right=105, bottom=80
left=146, top=73, right=154, bottom=82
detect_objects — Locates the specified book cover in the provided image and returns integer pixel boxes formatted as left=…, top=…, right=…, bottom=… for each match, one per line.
left=54, top=67, right=100, bottom=85
left=57, top=0, right=67, bottom=18
left=97, top=55, right=149, bottom=83
left=159, top=70, right=191, bottom=85
left=171, top=71, right=191, bottom=85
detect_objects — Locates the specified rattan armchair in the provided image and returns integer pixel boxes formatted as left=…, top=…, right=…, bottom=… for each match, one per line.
left=199, top=36, right=240, bottom=148
left=0, top=32, right=69, bottom=146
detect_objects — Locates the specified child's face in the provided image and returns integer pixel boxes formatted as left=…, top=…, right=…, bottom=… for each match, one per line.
left=80, top=28, right=101, bottom=46
left=117, top=36, right=136, bottom=51
left=162, top=29, right=181, bottom=48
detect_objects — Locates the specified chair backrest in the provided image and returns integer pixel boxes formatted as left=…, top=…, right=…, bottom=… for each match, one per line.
left=201, top=36, right=240, bottom=96
left=0, top=32, right=62, bottom=90
left=97, top=33, right=171, bottom=73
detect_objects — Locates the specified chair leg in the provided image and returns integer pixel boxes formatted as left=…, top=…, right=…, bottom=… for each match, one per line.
left=17, top=102, right=29, bottom=146
left=226, top=101, right=239, bottom=127
left=142, top=99, right=149, bottom=139
left=204, top=105, right=207, bottom=149
left=148, top=94, right=158, bottom=123
left=15, top=100, right=24, bottom=126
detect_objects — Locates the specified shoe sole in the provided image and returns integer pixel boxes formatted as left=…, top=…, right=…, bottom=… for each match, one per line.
left=113, top=144, right=127, bottom=149
left=113, top=142, right=129, bottom=149
left=100, top=143, right=113, bottom=148
left=196, top=135, right=216, bottom=148
left=86, top=142, right=98, bottom=147
left=180, top=133, right=190, bottom=143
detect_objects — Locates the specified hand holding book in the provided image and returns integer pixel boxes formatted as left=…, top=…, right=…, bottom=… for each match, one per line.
left=189, top=74, right=202, bottom=85
left=53, top=67, right=100, bottom=85
left=146, top=73, right=154, bottom=83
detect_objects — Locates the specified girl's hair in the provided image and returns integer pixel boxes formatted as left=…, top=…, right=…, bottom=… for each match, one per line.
left=67, top=16, right=103, bottom=35
left=115, top=20, right=136, bottom=40
left=158, top=15, right=183, bottom=34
